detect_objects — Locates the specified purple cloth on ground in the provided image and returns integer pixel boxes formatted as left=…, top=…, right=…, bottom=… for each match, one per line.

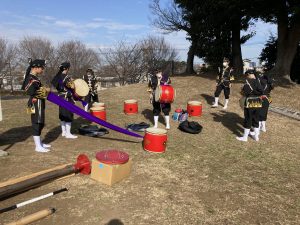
left=47, top=92, right=143, bottom=138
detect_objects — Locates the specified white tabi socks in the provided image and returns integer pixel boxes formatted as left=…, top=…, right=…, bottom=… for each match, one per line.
left=33, top=136, right=50, bottom=153
left=212, top=97, right=219, bottom=108
left=260, top=121, right=266, bottom=132
left=61, top=121, right=66, bottom=137
left=65, top=122, right=78, bottom=139
left=165, top=115, right=170, bottom=130
left=236, top=128, right=250, bottom=142
left=253, top=127, right=260, bottom=141
left=223, top=99, right=229, bottom=109
left=84, top=104, right=89, bottom=112
left=154, top=116, right=159, bottom=128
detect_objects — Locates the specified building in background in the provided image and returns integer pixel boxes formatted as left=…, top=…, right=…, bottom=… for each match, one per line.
left=243, top=59, right=256, bottom=73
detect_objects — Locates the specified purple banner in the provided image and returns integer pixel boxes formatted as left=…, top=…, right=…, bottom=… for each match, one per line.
left=47, top=92, right=143, bottom=138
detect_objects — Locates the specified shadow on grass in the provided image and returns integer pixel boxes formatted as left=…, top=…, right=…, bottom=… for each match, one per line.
left=210, top=111, right=244, bottom=136
left=105, top=219, right=124, bottom=225
left=141, top=109, right=166, bottom=125
left=201, top=93, right=226, bottom=107
left=0, top=126, right=32, bottom=151
left=201, top=94, right=215, bottom=105
left=43, top=117, right=91, bottom=144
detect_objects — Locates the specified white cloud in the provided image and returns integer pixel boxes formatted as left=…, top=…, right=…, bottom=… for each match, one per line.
left=92, top=18, right=108, bottom=22
left=55, top=20, right=78, bottom=29
left=0, top=11, right=277, bottom=63
left=32, top=15, right=56, bottom=21
left=87, top=19, right=146, bottom=31
left=0, top=12, right=148, bottom=45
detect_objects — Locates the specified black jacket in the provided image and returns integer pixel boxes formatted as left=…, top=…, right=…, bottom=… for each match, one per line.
left=242, top=78, right=263, bottom=97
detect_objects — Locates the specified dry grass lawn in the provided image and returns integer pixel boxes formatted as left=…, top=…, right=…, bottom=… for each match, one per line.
left=0, top=74, right=299, bottom=225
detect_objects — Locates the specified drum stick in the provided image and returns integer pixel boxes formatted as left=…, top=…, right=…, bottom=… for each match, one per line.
left=5, top=208, right=56, bottom=225
left=0, top=188, right=67, bottom=214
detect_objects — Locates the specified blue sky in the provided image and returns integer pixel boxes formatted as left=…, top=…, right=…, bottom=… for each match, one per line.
left=0, top=0, right=277, bottom=63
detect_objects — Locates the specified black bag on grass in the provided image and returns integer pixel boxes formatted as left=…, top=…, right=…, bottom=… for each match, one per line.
left=178, top=120, right=202, bottom=134
left=126, top=122, right=150, bottom=132
left=79, top=125, right=109, bottom=137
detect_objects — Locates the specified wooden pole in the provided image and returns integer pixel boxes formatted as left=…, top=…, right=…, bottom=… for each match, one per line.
left=5, top=208, right=56, bottom=225
left=0, top=154, right=90, bottom=200
left=0, top=165, right=75, bottom=200
left=0, top=164, right=71, bottom=188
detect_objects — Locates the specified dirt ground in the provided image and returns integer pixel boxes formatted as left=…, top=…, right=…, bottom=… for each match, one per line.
left=0, top=74, right=299, bottom=225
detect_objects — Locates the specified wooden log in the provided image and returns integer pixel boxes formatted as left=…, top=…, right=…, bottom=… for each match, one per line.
left=0, top=165, right=75, bottom=200
left=5, top=208, right=55, bottom=225
left=0, top=164, right=71, bottom=188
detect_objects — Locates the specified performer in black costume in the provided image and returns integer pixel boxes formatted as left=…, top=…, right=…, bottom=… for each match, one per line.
left=82, top=68, right=99, bottom=111
left=51, top=62, right=78, bottom=139
left=236, top=70, right=263, bottom=142
left=212, top=58, right=234, bottom=109
left=148, top=67, right=171, bottom=129
left=257, top=73, right=274, bottom=132
left=22, top=59, right=51, bottom=152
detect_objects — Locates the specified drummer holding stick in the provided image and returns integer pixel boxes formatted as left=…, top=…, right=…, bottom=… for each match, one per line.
left=148, top=67, right=171, bottom=129
left=51, top=62, right=78, bottom=139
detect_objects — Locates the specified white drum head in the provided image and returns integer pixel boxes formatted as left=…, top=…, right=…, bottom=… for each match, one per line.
left=93, top=102, right=105, bottom=107
left=188, top=100, right=201, bottom=106
left=74, top=79, right=89, bottom=97
left=90, top=106, right=105, bottom=111
left=124, top=99, right=137, bottom=104
left=146, top=127, right=167, bottom=135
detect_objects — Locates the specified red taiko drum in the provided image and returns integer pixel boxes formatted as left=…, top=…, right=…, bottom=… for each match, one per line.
left=143, top=128, right=168, bottom=153
left=124, top=99, right=138, bottom=115
left=155, top=85, right=175, bottom=103
left=187, top=101, right=202, bottom=117
left=90, top=106, right=106, bottom=121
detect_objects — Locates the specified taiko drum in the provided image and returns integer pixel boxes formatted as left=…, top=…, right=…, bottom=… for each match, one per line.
left=143, top=127, right=168, bottom=153
left=124, top=99, right=138, bottom=115
left=92, top=102, right=105, bottom=109
left=73, top=79, right=89, bottom=98
left=155, top=85, right=175, bottom=103
left=90, top=106, right=106, bottom=121
left=187, top=101, right=202, bottom=117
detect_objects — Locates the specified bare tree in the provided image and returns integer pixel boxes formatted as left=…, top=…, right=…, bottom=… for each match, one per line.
left=18, top=36, right=56, bottom=85
left=18, top=36, right=55, bottom=62
left=0, top=38, right=18, bottom=90
left=138, top=35, right=178, bottom=74
left=56, top=40, right=100, bottom=78
left=150, top=0, right=195, bottom=74
left=100, top=40, right=144, bottom=85
left=99, top=36, right=178, bottom=85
